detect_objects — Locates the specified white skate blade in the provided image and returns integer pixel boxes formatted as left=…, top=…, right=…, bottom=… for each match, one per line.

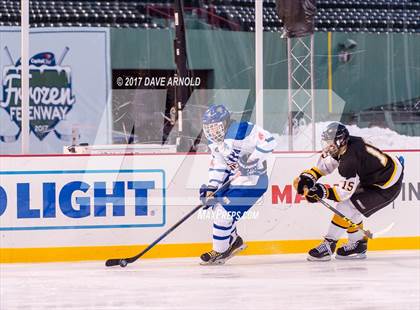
left=335, top=253, right=367, bottom=260
left=200, top=244, right=248, bottom=266
left=200, top=260, right=225, bottom=266
left=306, top=255, right=332, bottom=262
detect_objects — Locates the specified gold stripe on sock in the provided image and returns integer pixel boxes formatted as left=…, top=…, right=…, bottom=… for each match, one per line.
left=331, top=215, right=350, bottom=229
left=347, top=222, right=363, bottom=233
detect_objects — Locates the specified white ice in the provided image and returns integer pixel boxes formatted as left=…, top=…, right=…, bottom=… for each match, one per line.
left=1, top=251, right=419, bottom=310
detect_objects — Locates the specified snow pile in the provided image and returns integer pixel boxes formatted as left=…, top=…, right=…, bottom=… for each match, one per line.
left=274, top=122, right=420, bottom=151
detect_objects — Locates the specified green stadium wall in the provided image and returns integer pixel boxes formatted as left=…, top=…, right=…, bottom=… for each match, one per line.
left=111, top=29, right=420, bottom=135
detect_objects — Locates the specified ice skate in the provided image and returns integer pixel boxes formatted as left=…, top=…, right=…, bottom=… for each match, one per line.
left=307, top=238, right=337, bottom=262
left=336, top=239, right=367, bottom=260
left=200, top=236, right=247, bottom=265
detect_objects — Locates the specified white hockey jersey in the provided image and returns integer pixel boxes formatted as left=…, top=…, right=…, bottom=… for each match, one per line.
left=207, top=121, right=277, bottom=187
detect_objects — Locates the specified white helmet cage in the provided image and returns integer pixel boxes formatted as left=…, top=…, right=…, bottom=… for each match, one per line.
left=203, top=121, right=226, bottom=143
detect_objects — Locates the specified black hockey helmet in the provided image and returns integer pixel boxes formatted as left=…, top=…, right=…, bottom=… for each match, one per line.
left=321, top=122, right=349, bottom=157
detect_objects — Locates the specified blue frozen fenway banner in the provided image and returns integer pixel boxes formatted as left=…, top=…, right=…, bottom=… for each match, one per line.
left=0, top=27, right=111, bottom=154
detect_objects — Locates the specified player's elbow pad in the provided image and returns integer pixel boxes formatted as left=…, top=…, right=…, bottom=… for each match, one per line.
left=326, top=186, right=354, bottom=202
left=326, top=187, right=341, bottom=202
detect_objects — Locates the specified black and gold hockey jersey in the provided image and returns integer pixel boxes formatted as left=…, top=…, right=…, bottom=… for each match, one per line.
left=337, top=136, right=401, bottom=187
left=307, top=136, right=404, bottom=202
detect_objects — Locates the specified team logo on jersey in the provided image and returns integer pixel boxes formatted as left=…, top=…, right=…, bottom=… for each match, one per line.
left=0, top=47, right=76, bottom=142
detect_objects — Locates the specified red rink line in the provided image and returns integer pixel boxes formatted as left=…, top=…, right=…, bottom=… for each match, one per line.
left=0, top=149, right=419, bottom=158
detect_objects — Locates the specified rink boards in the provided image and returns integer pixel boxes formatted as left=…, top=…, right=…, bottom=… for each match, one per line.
left=0, top=150, right=419, bottom=263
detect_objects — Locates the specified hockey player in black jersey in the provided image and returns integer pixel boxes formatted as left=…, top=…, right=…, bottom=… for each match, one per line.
left=295, top=122, right=404, bottom=261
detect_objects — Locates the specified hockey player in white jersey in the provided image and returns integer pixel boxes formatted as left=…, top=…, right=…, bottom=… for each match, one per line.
left=199, top=105, right=277, bottom=264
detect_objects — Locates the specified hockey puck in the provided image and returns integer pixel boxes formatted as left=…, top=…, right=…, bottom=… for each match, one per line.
left=119, top=259, right=128, bottom=268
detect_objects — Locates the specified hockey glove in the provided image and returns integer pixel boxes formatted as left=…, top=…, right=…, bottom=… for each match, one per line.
left=296, top=171, right=318, bottom=195
left=305, top=183, right=328, bottom=203
left=199, top=184, right=218, bottom=209
left=238, top=154, right=259, bottom=176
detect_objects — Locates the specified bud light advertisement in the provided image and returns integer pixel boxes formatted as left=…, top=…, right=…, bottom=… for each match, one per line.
left=0, top=169, right=166, bottom=230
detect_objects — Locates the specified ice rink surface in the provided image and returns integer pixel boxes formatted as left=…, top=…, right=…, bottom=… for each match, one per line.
left=1, top=250, right=419, bottom=310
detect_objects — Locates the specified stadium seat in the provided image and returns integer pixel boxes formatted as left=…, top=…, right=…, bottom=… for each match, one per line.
left=0, top=0, right=418, bottom=32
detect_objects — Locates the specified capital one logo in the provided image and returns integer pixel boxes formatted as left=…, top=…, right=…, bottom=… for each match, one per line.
left=0, top=47, right=75, bottom=143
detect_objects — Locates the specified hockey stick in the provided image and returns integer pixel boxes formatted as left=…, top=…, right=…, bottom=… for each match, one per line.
left=302, top=187, right=394, bottom=239
left=105, top=171, right=241, bottom=268
left=315, top=198, right=373, bottom=239
left=316, top=198, right=395, bottom=239
left=294, top=178, right=394, bottom=239
left=4, top=46, right=15, bottom=65
left=58, top=46, right=70, bottom=65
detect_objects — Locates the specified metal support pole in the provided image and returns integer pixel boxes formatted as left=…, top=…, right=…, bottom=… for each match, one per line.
left=173, top=0, right=189, bottom=150
left=287, top=37, right=293, bottom=151
left=287, top=35, right=315, bottom=151
left=21, top=0, right=30, bottom=154
left=310, top=34, right=315, bottom=151
left=255, top=0, right=263, bottom=127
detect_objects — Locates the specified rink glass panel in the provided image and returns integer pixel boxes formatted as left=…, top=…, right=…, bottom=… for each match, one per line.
left=1, top=1, right=419, bottom=154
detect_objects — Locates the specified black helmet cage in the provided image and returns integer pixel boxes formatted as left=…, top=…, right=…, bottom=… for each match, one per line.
left=321, top=123, right=349, bottom=156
